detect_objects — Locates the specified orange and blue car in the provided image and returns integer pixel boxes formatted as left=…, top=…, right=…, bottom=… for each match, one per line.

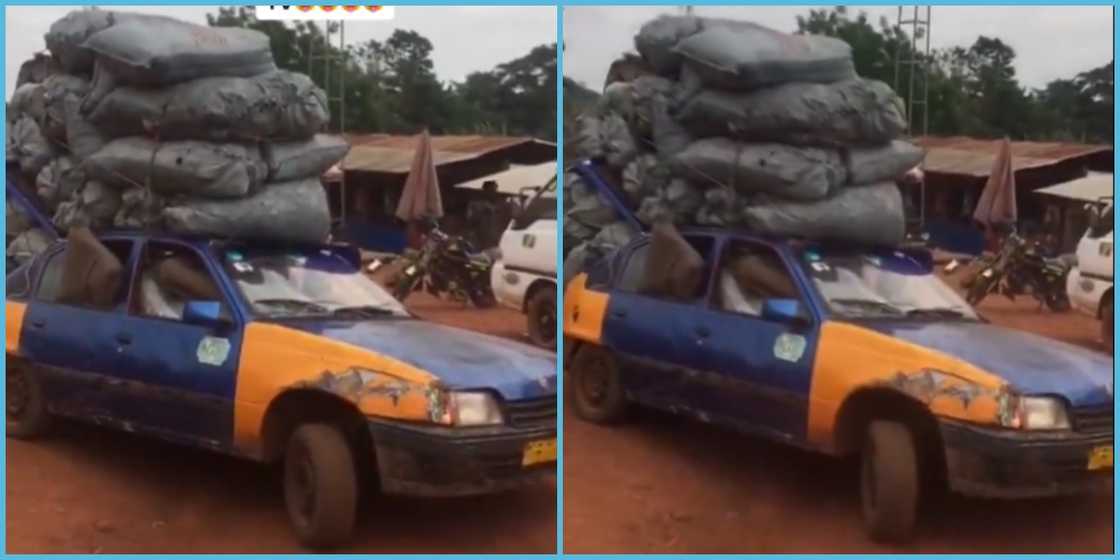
left=6, top=220, right=556, bottom=548
left=563, top=162, right=1112, bottom=543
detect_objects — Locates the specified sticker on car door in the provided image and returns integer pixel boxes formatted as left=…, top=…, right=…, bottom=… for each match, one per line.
left=197, top=336, right=231, bottom=366
left=773, top=333, right=807, bottom=363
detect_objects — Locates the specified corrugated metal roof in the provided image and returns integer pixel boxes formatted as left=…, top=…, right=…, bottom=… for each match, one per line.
left=1035, top=172, right=1114, bottom=202
left=914, top=136, right=1112, bottom=178
left=457, top=162, right=557, bottom=195
left=341, top=134, right=556, bottom=174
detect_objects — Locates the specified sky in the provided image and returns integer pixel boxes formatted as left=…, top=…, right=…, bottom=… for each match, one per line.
left=564, top=6, right=1114, bottom=92
left=5, top=5, right=557, bottom=97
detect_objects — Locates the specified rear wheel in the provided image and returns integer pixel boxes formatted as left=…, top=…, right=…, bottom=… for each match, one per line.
left=526, top=287, right=557, bottom=350
left=569, top=345, right=628, bottom=423
left=965, top=272, right=994, bottom=306
left=283, top=423, right=358, bottom=550
left=860, top=420, right=920, bottom=544
left=7, top=361, right=51, bottom=439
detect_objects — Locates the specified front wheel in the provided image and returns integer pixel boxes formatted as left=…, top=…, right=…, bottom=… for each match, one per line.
left=568, top=345, right=628, bottom=424
left=284, top=423, right=359, bottom=550
left=393, top=271, right=418, bottom=303
left=7, top=361, right=52, bottom=439
left=860, top=420, right=920, bottom=544
left=526, top=287, right=557, bottom=350
left=1044, top=289, right=1071, bottom=312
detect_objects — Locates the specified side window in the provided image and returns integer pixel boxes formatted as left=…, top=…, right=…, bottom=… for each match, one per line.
left=614, top=242, right=650, bottom=293
left=714, top=241, right=801, bottom=318
left=133, top=242, right=229, bottom=322
left=35, top=240, right=134, bottom=310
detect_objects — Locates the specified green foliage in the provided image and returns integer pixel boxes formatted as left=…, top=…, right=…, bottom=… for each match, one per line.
left=206, top=6, right=556, bottom=139
left=797, top=7, right=1113, bottom=143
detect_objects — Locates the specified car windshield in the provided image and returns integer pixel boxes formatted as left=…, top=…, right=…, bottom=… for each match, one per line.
left=801, top=249, right=979, bottom=321
left=220, top=248, right=409, bottom=319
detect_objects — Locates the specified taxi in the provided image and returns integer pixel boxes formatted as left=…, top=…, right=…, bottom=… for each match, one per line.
left=564, top=223, right=1112, bottom=543
left=6, top=230, right=557, bottom=549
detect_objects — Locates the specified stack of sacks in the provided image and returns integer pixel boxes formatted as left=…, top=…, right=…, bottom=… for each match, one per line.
left=6, top=8, right=348, bottom=261
left=564, top=14, right=925, bottom=269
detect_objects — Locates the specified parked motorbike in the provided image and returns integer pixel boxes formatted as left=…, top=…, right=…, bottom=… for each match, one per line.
left=392, top=222, right=497, bottom=308
left=963, top=230, right=1072, bottom=311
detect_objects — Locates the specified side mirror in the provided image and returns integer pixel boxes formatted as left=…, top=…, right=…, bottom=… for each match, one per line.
left=183, top=300, right=228, bottom=329
left=762, top=299, right=808, bottom=325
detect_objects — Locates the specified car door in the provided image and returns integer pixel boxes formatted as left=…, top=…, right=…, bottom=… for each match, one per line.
left=690, top=239, right=819, bottom=441
left=600, top=235, right=715, bottom=411
left=109, top=240, right=244, bottom=449
left=20, top=238, right=139, bottom=421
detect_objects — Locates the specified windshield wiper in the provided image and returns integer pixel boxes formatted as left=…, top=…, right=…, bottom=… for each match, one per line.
left=254, top=298, right=330, bottom=313
left=830, top=298, right=906, bottom=316
left=905, top=308, right=969, bottom=319
left=329, top=305, right=400, bottom=318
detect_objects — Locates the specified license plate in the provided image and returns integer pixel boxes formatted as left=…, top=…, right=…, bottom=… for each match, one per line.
left=1088, top=445, right=1113, bottom=470
left=405, top=265, right=417, bottom=275
left=521, top=438, right=557, bottom=467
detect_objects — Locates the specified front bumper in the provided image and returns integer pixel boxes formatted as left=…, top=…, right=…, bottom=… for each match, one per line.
left=940, top=418, right=1113, bottom=499
left=367, top=418, right=556, bottom=497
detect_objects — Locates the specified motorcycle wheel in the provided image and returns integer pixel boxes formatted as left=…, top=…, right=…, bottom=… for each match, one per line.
left=393, top=275, right=416, bottom=303
left=966, top=273, right=994, bottom=306
left=1044, top=290, right=1071, bottom=312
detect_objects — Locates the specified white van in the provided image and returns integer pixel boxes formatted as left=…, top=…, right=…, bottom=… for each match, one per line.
left=1066, top=197, right=1113, bottom=351
left=491, top=177, right=557, bottom=350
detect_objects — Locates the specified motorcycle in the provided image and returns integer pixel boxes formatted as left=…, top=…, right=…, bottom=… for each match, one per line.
left=392, top=223, right=497, bottom=308
left=963, top=230, right=1072, bottom=311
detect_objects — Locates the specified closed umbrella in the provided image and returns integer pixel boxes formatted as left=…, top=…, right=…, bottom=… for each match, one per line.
left=972, top=137, right=1018, bottom=228
left=396, top=130, right=443, bottom=248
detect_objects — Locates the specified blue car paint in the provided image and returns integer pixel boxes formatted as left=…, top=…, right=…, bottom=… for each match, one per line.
left=572, top=161, right=1111, bottom=445
left=858, top=320, right=1114, bottom=408
left=275, top=318, right=557, bottom=401
left=15, top=231, right=554, bottom=453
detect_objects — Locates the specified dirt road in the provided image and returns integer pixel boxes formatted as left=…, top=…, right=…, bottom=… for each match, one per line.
left=7, top=292, right=556, bottom=553
left=564, top=295, right=1113, bottom=553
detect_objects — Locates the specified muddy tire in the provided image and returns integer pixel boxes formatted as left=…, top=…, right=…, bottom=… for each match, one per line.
left=1103, top=295, right=1113, bottom=353
left=569, top=345, right=628, bottom=424
left=526, top=287, right=557, bottom=350
left=860, top=420, right=920, bottom=544
left=283, top=423, right=358, bottom=550
left=7, top=361, right=51, bottom=439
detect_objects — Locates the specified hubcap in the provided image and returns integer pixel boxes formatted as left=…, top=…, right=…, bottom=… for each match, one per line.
left=579, top=356, right=609, bottom=406
left=538, top=303, right=556, bottom=343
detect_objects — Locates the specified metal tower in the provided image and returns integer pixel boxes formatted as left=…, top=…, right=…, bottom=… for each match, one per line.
left=893, top=6, right=931, bottom=228
left=308, top=21, right=349, bottom=226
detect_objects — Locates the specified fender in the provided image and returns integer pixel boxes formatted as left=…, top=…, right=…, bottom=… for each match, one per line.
left=233, top=322, right=444, bottom=454
left=563, top=273, right=608, bottom=345
left=807, top=321, right=1011, bottom=450
left=6, top=301, right=26, bottom=356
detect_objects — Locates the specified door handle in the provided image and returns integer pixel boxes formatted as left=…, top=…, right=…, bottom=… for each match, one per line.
left=115, top=334, right=132, bottom=345
left=611, top=309, right=628, bottom=319
left=695, top=326, right=711, bottom=338
left=30, top=319, right=45, bottom=329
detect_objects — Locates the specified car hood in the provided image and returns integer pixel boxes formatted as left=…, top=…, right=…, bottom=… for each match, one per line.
left=276, top=318, right=557, bottom=401
left=857, top=320, right=1113, bottom=407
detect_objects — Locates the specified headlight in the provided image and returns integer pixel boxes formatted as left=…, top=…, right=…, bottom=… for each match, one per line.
left=449, top=391, right=504, bottom=426
left=1001, top=395, right=1071, bottom=430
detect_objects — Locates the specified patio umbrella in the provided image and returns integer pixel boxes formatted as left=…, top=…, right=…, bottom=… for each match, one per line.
left=395, top=129, right=444, bottom=222
left=972, top=137, right=1018, bottom=228
left=395, top=130, right=443, bottom=249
